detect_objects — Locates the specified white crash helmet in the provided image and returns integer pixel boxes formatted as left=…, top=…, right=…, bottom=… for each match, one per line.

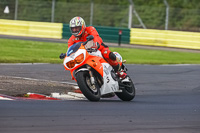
left=69, top=16, right=86, bottom=37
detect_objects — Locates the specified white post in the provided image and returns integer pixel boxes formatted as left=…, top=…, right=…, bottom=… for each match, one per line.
left=90, top=0, right=94, bottom=25
left=133, top=9, right=146, bottom=29
left=164, top=0, right=169, bottom=30
left=14, top=0, right=18, bottom=20
left=128, top=0, right=146, bottom=29
left=128, top=0, right=133, bottom=29
left=128, top=4, right=133, bottom=29
left=51, top=0, right=55, bottom=22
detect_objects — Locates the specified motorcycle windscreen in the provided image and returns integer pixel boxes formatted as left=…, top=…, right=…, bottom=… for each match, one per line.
left=67, top=42, right=83, bottom=56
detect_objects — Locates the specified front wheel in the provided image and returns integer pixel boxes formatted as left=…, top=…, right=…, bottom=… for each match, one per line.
left=76, top=71, right=101, bottom=101
left=115, top=75, right=136, bottom=101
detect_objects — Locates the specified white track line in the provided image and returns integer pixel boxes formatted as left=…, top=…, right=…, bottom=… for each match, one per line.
left=51, top=92, right=85, bottom=100
left=0, top=63, right=49, bottom=65
left=0, top=96, right=14, bottom=100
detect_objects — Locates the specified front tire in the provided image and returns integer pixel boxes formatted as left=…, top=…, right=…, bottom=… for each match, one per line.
left=115, top=75, right=135, bottom=101
left=76, top=71, right=101, bottom=101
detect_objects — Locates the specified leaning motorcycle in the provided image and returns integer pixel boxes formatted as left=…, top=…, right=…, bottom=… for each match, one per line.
left=60, top=35, right=135, bottom=101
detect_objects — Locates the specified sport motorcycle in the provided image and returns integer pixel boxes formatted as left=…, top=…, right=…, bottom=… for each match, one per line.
left=60, top=35, right=135, bottom=101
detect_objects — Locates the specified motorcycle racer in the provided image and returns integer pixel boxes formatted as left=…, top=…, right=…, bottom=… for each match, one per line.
left=62, top=16, right=127, bottom=79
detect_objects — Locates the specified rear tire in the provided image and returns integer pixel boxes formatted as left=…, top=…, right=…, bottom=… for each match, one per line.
left=115, top=75, right=135, bottom=101
left=76, top=71, right=101, bottom=101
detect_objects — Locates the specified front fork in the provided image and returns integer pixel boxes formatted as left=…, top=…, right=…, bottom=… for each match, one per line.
left=87, top=65, right=95, bottom=85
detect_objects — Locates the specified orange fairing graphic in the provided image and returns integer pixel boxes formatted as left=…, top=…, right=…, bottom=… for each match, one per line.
left=63, top=42, right=107, bottom=78
left=85, top=56, right=107, bottom=77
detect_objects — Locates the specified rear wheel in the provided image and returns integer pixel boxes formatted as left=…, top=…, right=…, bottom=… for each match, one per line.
left=115, top=75, right=135, bottom=101
left=76, top=71, right=101, bottom=101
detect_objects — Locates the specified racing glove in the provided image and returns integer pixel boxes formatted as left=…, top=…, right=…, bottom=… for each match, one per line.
left=59, top=53, right=66, bottom=59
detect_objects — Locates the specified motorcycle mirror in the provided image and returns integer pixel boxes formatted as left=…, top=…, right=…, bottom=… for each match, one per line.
left=86, top=35, right=94, bottom=41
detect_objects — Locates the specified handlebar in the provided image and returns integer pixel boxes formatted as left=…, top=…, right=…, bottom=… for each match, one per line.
left=83, top=35, right=94, bottom=46
left=59, top=35, right=94, bottom=59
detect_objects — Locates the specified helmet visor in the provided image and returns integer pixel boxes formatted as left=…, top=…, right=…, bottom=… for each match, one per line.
left=71, top=26, right=81, bottom=35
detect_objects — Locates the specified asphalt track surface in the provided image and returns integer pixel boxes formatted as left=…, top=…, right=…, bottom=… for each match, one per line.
left=0, top=64, right=200, bottom=133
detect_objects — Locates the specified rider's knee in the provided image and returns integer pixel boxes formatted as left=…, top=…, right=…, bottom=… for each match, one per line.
left=101, top=48, right=110, bottom=59
left=109, top=52, right=117, bottom=61
left=101, top=48, right=116, bottom=61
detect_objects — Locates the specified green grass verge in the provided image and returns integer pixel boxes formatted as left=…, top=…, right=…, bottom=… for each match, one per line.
left=0, top=38, right=200, bottom=64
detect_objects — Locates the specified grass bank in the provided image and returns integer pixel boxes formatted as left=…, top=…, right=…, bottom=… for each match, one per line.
left=0, top=38, right=200, bottom=64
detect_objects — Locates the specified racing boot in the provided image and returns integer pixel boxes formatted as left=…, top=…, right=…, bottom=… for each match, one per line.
left=112, top=64, right=127, bottom=80
left=116, top=69, right=127, bottom=79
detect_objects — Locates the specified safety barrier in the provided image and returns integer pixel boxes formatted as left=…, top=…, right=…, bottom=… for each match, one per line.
left=0, top=19, right=62, bottom=39
left=130, top=28, right=200, bottom=50
left=95, top=26, right=130, bottom=44
left=62, top=24, right=130, bottom=44
left=1, top=19, right=199, bottom=50
left=62, top=23, right=71, bottom=40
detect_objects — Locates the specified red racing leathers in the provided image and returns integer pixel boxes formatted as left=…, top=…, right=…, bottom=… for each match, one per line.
left=68, top=26, right=119, bottom=71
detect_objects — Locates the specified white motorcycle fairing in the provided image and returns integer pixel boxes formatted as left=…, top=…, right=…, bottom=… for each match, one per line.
left=88, top=50, right=103, bottom=58
left=87, top=50, right=120, bottom=95
left=100, top=63, right=119, bottom=95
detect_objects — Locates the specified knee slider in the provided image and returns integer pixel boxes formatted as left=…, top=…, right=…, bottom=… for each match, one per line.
left=109, top=52, right=117, bottom=61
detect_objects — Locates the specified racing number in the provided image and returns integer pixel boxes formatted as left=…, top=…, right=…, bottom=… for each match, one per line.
left=106, top=76, right=110, bottom=83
